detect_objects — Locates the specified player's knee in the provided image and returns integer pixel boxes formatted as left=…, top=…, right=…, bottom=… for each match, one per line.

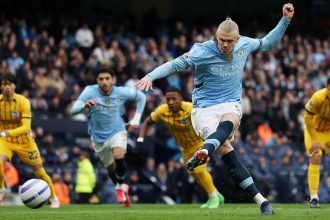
left=112, top=147, right=126, bottom=159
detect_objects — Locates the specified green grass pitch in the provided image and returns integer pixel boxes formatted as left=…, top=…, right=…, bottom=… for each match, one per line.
left=1, top=204, right=330, bottom=220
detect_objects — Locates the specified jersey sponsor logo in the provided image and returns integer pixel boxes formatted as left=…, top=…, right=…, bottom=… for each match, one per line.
left=11, top=111, right=20, bottom=118
left=238, top=50, right=244, bottom=56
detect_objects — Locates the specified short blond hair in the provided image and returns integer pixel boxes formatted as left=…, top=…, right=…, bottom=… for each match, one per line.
left=217, top=17, right=239, bottom=35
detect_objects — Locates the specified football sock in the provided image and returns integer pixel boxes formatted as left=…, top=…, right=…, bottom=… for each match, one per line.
left=222, top=151, right=260, bottom=198
left=0, top=160, right=4, bottom=189
left=108, top=171, right=117, bottom=184
left=190, top=167, right=217, bottom=195
left=308, top=163, right=320, bottom=197
left=254, top=193, right=267, bottom=206
left=201, top=121, right=233, bottom=153
left=115, top=158, right=126, bottom=184
left=34, top=167, right=56, bottom=199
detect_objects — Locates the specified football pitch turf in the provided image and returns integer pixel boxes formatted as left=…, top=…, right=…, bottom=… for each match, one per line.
left=1, top=204, right=330, bottom=220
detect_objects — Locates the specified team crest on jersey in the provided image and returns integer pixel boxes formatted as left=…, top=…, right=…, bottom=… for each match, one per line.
left=225, top=53, right=233, bottom=62
left=115, top=98, right=121, bottom=103
left=104, top=98, right=110, bottom=105
left=180, top=118, right=189, bottom=124
left=12, top=111, right=20, bottom=118
left=238, top=50, right=244, bottom=56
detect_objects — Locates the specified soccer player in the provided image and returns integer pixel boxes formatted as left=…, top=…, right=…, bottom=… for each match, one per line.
left=70, top=66, right=146, bottom=207
left=304, top=78, right=330, bottom=208
left=136, top=3, right=294, bottom=215
left=0, top=73, right=60, bottom=208
left=137, top=88, right=224, bottom=208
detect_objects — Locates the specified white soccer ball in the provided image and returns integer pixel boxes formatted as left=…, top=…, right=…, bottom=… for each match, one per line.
left=19, top=179, right=51, bottom=209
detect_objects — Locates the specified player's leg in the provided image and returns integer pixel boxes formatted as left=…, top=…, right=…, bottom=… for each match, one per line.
left=94, top=131, right=130, bottom=206
left=32, top=164, right=60, bottom=208
left=190, top=165, right=224, bottom=208
left=219, top=141, right=273, bottom=215
left=183, top=147, right=223, bottom=208
left=0, top=156, right=8, bottom=204
left=187, top=118, right=239, bottom=170
left=111, top=131, right=130, bottom=207
left=187, top=103, right=241, bottom=170
left=16, top=142, right=59, bottom=208
left=0, top=140, right=14, bottom=204
left=305, top=129, right=322, bottom=208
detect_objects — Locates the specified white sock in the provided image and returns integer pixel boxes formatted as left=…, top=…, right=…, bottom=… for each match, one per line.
left=311, top=195, right=319, bottom=200
left=209, top=191, right=219, bottom=197
left=116, top=183, right=123, bottom=189
left=253, top=193, right=267, bottom=206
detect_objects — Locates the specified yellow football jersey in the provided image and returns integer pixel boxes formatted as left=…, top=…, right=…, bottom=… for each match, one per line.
left=151, top=101, right=203, bottom=149
left=305, top=88, right=330, bottom=132
left=0, top=93, right=34, bottom=144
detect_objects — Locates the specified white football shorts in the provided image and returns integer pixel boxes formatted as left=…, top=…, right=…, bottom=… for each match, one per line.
left=92, top=131, right=127, bottom=167
left=191, top=102, right=242, bottom=141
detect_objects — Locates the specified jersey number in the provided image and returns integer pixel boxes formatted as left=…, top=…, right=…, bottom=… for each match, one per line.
left=28, top=150, right=39, bottom=160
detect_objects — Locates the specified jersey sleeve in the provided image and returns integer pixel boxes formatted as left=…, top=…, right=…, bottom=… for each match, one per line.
left=77, top=86, right=93, bottom=102
left=150, top=105, right=166, bottom=122
left=21, top=97, right=32, bottom=119
left=123, top=87, right=138, bottom=100
left=179, top=43, right=204, bottom=69
left=244, top=36, right=263, bottom=53
left=70, top=86, right=93, bottom=115
left=305, top=93, right=321, bottom=114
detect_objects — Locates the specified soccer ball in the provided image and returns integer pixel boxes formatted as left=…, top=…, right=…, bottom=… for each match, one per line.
left=19, top=179, right=51, bottom=209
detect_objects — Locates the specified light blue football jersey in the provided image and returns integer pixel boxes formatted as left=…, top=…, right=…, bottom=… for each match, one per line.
left=147, top=17, right=290, bottom=108
left=181, top=36, right=258, bottom=107
left=71, top=85, right=146, bottom=142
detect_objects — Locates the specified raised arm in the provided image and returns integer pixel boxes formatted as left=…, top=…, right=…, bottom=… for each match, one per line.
left=259, top=3, right=294, bottom=52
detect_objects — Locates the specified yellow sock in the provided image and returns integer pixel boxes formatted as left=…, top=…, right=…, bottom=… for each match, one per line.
left=34, top=168, right=56, bottom=199
left=0, top=160, right=4, bottom=189
left=308, top=164, right=320, bottom=197
left=190, top=169, right=217, bottom=195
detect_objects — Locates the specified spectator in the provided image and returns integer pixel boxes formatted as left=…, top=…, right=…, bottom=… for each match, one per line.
left=52, top=173, right=70, bottom=205
left=75, top=151, right=96, bottom=204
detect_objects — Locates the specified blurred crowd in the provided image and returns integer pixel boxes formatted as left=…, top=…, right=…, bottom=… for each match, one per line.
left=1, top=11, right=330, bottom=204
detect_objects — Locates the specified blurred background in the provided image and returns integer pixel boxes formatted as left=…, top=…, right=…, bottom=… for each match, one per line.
left=1, top=0, right=330, bottom=205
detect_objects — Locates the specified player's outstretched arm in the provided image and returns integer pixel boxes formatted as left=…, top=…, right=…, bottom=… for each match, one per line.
left=258, top=3, right=294, bottom=52
left=136, top=57, right=187, bottom=91
left=135, top=76, right=153, bottom=91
